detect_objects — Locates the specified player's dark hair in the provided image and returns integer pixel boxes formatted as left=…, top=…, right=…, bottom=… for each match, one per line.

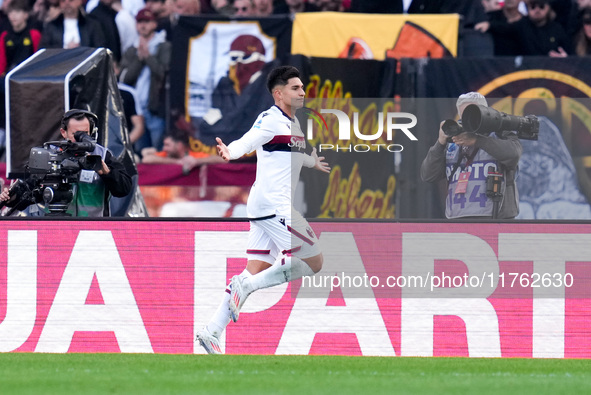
left=266, top=66, right=300, bottom=94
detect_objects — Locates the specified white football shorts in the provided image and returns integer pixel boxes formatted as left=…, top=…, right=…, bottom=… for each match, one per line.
left=246, top=212, right=321, bottom=264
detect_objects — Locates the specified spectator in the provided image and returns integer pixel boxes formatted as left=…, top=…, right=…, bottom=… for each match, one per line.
left=574, top=7, right=591, bottom=55
left=90, top=0, right=122, bottom=62
left=40, top=0, right=107, bottom=49
left=0, top=0, right=40, bottom=145
left=484, top=0, right=571, bottom=56
left=349, top=0, right=442, bottom=14
left=550, top=0, right=575, bottom=34
left=475, top=0, right=524, bottom=56
left=209, top=0, right=234, bottom=15
left=112, top=0, right=139, bottom=53
left=32, top=0, right=61, bottom=28
left=488, top=0, right=524, bottom=23
left=118, top=81, right=145, bottom=150
left=349, top=0, right=400, bottom=13
left=0, top=0, right=41, bottom=77
left=522, top=0, right=571, bottom=56
left=233, top=0, right=257, bottom=16
left=119, top=8, right=171, bottom=151
left=316, top=0, right=344, bottom=12
left=568, top=0, right=591, bottom=39
left=166, top=0, right=200, bottom=34
left=253, top=0, right=272, bottom=15
left=440, top=0, right=487, bottom=28
left=481, top=0, right=500, bottom=13
left=172, top=0, right=200, bottom=16
left=86, top=0, right=144, bottom=17
left=141, top=129, right=224, bottom=173
left=284, top=0, right=319, bottom=13
left=0, top=0, right=11, bottom=31
left=145, top=0, right=170, bottom=19
left=145, top=0, right=173, bottom=38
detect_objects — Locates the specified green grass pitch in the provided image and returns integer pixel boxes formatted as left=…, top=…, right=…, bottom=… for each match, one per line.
left=0, top=353, right=589, bottom=394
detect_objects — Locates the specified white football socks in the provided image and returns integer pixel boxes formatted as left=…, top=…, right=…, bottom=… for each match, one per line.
left=206, top=269, right=252, bottom=338
left=206, top=258, right=315, bottom=338
left=244, top=256, right=315, bottom=295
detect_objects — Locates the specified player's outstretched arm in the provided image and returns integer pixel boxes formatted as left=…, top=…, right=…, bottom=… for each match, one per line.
left=216, top=137, right=231, bottom=162
left=311, top=147, right=330, bottom=173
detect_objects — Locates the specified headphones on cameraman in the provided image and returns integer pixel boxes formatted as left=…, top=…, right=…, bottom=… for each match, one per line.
left=61, top=109, right=99, bottom=140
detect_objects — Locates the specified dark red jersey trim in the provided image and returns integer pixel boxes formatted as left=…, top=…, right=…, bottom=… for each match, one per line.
left=282, top=246, right=302, bottom=255
left=246, top=249, right=271, bottom=255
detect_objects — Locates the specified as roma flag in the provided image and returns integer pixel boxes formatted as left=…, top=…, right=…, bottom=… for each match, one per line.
left=169, top=15, right=292, bottom=147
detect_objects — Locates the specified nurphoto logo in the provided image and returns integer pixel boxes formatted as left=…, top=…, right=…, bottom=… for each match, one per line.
left=302, top=104, right=418, bottom=153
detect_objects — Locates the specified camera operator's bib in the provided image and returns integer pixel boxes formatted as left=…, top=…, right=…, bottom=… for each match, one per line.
left=67, top=145, right=108, bottom=217
left=444, top=141, right=505, bottom=218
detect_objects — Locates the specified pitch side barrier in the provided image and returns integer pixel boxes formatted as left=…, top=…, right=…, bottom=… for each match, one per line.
left=0, top=218, right=589, bottom=357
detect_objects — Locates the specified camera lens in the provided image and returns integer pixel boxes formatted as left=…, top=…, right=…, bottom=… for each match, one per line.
left=42, top=187, right=54, bottom=204
left=442, top=119, right=463, bottom=136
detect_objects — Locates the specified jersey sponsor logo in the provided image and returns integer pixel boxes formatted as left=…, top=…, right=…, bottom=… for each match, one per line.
left=263, top=135, right=306, bottom=153
left=288, top=136, right=305, bottom=150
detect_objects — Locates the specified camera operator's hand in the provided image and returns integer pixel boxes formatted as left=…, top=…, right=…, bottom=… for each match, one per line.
left=0, top=187, right=9, bottom=202
left=96, top=160, right=110, bottom=176
left=452, top=132, right=477, bottom=147
left=438, top=121, right=449, bottom=145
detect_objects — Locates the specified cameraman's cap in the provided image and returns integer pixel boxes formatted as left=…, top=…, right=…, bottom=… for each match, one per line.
left=63, top=109, right=98, bottom=123
left=136, top=8, right=156, bottom=22
left=457, top=92, right=487, bottom=114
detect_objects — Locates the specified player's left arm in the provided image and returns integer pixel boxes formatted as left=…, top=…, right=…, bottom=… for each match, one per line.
left=303, top=147, right=330, bottom=173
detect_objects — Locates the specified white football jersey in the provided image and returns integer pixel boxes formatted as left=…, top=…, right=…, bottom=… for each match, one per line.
left=227, top=105, right=315, bottom=218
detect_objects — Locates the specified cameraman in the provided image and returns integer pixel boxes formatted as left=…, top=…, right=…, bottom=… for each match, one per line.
left=0, top=109, right=132, bottom=217
left=420, top=92, right=522, bottom=219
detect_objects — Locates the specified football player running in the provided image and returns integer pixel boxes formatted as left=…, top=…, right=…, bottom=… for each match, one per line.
left=196, top=65, right=330, bottom=354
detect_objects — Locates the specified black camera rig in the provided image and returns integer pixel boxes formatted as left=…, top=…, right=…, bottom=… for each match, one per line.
left=443, top=104, right=539, bottom=141
left=0, top=132, right=102, bottom=216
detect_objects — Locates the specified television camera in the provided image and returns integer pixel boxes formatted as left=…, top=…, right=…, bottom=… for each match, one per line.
left=0, top=131, right=103, bottom=216
left=442, top=104, right=539, bottom=141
